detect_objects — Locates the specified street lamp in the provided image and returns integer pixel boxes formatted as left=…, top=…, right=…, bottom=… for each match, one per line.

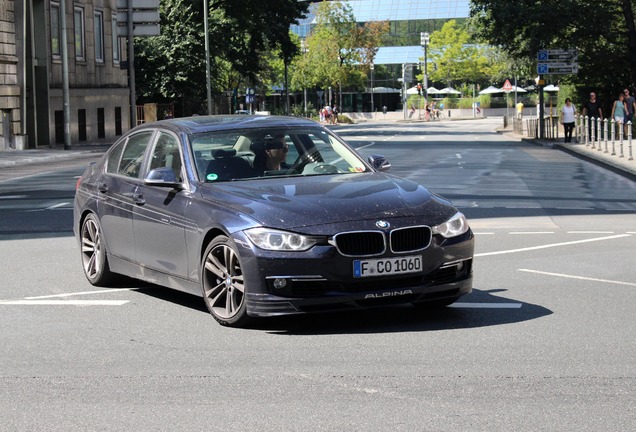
left=370, top=63, right=374, bottom=114
left=420, top=32, right=429, bottom=96
left=301, top=39, right=308, bottom=116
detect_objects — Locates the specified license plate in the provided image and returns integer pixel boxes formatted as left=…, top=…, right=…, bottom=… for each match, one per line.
left=353, top=255, right=422, bottom=278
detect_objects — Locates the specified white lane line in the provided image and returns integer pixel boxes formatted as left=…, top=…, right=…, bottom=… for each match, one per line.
left=0, top=300, right=129, bottom=306
left=450, top=302, right=522, bottom=309
left=25, top=288, right=139, bottom=299
left=510, top=231, right=555, bottom=235
left=474, top=232, right=495, bottom=235
left=519, top=269, right=636, bottom=287
left=355, top=142, right=376, bottom=151
left=475, top=234, right=631, bottom=257
left=567, top=231, right=615, bottom=234
left=46, top=202, right=70, bottom=210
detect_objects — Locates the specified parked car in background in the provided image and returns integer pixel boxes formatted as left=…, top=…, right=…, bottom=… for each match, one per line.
left=74, top=115, right=474, bottom=327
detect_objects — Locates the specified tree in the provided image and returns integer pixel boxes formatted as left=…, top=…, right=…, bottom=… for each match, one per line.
left=470, top=0, right=636, bottom=107
left=426, top=20, right=494, bottom=88
left=134, top=0, right=309, bottom=114
left=297, top=1, right=387, bottom=107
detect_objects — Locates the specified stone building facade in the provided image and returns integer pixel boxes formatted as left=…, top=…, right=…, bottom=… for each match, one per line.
left=0, top=0, right=21, bottom=149
left=2, top=0, right=130, bottom=150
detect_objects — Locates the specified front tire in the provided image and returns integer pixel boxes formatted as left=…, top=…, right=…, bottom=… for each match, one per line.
left=201, top=236, right=250, bottom=327
left=80, top=213, right=116, bottom=286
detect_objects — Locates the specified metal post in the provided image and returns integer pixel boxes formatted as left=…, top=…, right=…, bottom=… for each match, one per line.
left=127, top=0, right=136, bottom=127
left=60, top=0, right=71, bottom=149
left=204, top=0, right=212, bottom=114
left=370, top=64, right=374, bottom=115
left=421, top=32, right=429, bottom=95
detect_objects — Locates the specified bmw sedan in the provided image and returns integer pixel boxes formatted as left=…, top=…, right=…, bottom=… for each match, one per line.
left=74, top=115, right=474, bottom=327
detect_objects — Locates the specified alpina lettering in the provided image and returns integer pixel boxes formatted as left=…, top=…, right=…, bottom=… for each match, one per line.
left=365, top=290, right=413, bottom=299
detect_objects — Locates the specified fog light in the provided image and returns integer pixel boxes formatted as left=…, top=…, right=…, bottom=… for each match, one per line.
left=456, top=261, right=464, bottom=271
left=273, top=278, right=288, bottom=289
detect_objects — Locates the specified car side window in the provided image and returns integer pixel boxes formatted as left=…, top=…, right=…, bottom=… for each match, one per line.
left=149, top=132, right=183, bottom=181
left=117, top=131, right=153, bottom=178
left=106, top=140, right=125, bottom=174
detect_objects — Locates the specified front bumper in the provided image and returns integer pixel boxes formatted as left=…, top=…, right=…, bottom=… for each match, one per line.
left=236, top=230, right=474, bottom=317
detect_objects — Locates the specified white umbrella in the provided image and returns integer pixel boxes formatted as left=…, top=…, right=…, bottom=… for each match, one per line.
left=543, top=84, right=560, bottom=92
left=372, top=86, right=399, bottom=93
left=438, top=87, right=461, bottom=95
left=406, top=86, right=419, bottom=95
left=505, top=85, right=527, bottom=93
left=426, top=87, right=441, bottom=94
left=479, top=85, right=502, bottom=95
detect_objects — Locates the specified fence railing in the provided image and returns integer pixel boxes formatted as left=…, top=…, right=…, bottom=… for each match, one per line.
left=576, top=115, right=634, bottom=160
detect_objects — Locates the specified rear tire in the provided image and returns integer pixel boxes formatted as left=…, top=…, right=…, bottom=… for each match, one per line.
left=80, top=213, right=117, bottom=286
left=201, top=236, right=251, bottom=327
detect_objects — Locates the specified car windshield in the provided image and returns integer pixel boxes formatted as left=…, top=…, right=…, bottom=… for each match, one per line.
left=189, top=127, right=369, bottom=182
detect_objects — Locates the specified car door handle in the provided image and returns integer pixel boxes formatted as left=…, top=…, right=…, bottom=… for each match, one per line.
left=98, top=183, right=109, bottom=193
left=133, top=193, right=145, bottom=206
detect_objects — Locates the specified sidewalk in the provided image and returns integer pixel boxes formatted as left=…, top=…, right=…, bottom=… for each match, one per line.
left=0, top=143, right=111, bottom=168
left=515, top=134, right=636, bottom=181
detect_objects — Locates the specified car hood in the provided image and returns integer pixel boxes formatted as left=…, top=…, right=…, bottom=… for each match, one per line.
left=198, top=173, right=456, bottom=230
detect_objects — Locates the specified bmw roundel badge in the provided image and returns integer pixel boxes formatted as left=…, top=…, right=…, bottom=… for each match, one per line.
left=376, top=220, right=390, bottom=229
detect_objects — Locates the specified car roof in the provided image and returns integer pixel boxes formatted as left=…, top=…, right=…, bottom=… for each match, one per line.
left=130, top=115, right=321, bottom=136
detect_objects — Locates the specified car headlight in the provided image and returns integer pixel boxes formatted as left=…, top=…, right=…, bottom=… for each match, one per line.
left=244, top=227, right=317, bottom=251
left=432, top=212, right=469, bottom=238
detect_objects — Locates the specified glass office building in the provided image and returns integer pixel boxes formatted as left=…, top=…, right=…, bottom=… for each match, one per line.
left=292, top=0, right=470, bottom=64
left=290, top=0, right=471, bottom=112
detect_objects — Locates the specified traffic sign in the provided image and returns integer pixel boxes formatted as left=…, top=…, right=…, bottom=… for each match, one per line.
left=537, top=49, right=578, bottom=62
left=502, top=79, right=513, bottom=92
left=537, top=62, right=579, bottom=75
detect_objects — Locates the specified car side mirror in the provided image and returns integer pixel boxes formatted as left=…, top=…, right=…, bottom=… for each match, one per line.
left=367, top=154, right=391, bottom=172
left=144, top=167, right=183, bottom=188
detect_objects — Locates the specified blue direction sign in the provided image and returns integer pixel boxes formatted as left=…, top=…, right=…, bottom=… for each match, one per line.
left=537, top=49, right=578, bottom=62
left=537, top=62, right=579, bottom=75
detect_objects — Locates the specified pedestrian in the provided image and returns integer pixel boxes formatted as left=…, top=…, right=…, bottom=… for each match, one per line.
left=332, top=104, right=339, bottom=124
left=560, top=97, right=577, bottom=143
left=622, top=88, right=636, bottom=136
left=610, top=91, right=628, bottom=138
left=516, top=101, right=524, bottom=119
left=581, top=91, right=602, bottom=142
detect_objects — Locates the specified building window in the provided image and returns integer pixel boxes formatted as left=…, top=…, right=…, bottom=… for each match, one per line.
left=94, top=10, right=104, bottom=63
left=50, top=2, right=61, bottom=57
left=97, top=108, right=105, bottom=138
left=78, top=109, right=87, bottom=141
left=111, top=14, right=120, bottom=64
left=74, top=6, right=85, bottom=61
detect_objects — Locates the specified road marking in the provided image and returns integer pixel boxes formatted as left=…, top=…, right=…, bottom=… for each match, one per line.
left=567, top=231, right=615, bottom=234
left=475, top=234, right=631, bottom=257
left=474, top=232, right=495, bottom=235
left=450, top=302, right=522, bottom=309
left=0, top=300, right=129, bottom=306
left=519, top=269, right=636, bottom=287
left=25, top=288, right=139, bottom=299
left=47, top=202, right=70, bottom=210
left=510, top=231, right=555, bottom=235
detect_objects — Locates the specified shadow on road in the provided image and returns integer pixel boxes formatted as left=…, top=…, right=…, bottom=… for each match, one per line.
left=132, top=284, right=552, bottom=335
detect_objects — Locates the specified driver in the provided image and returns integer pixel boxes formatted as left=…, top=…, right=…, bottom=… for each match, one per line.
left=251, top=133, right=290, bottom=175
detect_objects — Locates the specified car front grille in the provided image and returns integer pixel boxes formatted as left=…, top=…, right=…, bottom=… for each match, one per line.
left=332, top=226, right=432, bottom=257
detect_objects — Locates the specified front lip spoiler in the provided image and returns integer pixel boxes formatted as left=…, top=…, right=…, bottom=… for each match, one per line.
left=245, top=275, right=472, bottom=317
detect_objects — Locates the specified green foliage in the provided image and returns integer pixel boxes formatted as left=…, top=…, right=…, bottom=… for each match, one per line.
left=470, top=0, right=636, bottom=113
left=134, top=0, right=309, bottom=113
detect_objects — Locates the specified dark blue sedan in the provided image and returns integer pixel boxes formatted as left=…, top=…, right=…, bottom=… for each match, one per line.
left=74, top=115, right=474, bottom=327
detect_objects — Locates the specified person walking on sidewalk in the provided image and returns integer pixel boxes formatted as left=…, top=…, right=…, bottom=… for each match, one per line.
left=560, top=98, right=577, bottom=143
left=582, top=91, right=602, bottom=142
left=611, top=92, right=628, bottom=139
left=622, top=88, right=636, bottom=136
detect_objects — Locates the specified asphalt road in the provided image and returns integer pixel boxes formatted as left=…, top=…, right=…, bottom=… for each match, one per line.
left=1, top=118, right=635, bottom=431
